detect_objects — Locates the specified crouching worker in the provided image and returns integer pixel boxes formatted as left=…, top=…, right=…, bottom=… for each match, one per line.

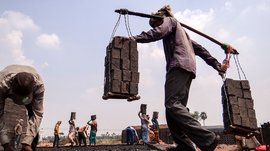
left=0, top=65, right=45, bottom=151
left=126, top=126, right=139, bottom=145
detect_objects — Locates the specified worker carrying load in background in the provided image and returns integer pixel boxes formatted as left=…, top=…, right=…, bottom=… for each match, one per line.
left=87, top=115, right=97, bottom=146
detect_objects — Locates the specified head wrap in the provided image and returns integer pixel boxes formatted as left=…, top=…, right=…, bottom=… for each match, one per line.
left=149, top=5, right=174, bottom=28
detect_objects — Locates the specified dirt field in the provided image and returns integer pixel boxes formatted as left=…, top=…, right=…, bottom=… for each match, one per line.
left=36, top=144, right=159, bottom=151
left=34, top=144, right=241, bottom=151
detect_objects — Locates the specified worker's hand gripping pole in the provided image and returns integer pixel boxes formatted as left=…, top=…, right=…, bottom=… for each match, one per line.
left=218, top=43, right=235, bottom=79
left=115, top=8, right=239, bottom=55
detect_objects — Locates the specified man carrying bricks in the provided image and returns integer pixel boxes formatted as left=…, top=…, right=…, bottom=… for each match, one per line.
left=0, top=64, right=45, bottom=151
left=87, top=115, right=97, bottom=146
left=132, top=5, right=227, bottom=151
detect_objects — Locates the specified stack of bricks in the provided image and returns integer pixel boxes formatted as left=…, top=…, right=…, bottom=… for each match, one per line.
left=103, top=36, right=140, bottom=101
left=222, top=78, right=257, bottom=136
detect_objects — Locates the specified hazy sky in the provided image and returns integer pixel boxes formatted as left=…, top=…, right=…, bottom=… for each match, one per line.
left=1, top=0, right=269, bottom=137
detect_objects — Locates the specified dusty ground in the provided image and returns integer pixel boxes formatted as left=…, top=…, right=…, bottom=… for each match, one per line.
left=37, top=144, right=157, bottom=151
left=35, top=143, right=241, bottom=151
left=209, top=144, right=240, bottom=151
left=153, top=144, right=241, bottom=151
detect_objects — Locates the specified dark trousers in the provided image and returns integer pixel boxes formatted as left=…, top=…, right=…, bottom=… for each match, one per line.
left=126, top=128, right=134, bottom=145
left=31, top=133, right=39, bottom=151
left=165, top=68, right=215, bottom=150
left=53, top=134, right=59, bottom=147
left=78, top=132, right=87, bottom=146
left=26, top=104, right=39, bottom=151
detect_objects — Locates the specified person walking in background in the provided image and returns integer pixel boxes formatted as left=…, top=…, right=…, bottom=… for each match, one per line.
left=78, top=125, right=89, bottom=146
left=0, top=64, right=45, bottom=151
left=87, top=115, right=97, bottom=146
left=126, top=126, right=139, bottom=145
left=14, top=119, right=24, bottom=149
left=151, top=112, right=160, bottom=144
left=146, top=114, right=155, bottom=142
left=138, top=111, right=150, bottom=144
left=133, top=5, right=227, bottom=151
left=67, top=119, right=77, bottom=146
left=53, top=121, right=61, bottom=148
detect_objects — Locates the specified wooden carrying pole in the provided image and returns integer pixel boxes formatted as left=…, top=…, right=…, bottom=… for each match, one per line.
left=115, top=9, right=239, bottom=55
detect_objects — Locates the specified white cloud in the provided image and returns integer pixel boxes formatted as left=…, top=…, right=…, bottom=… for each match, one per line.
left=7, top=30, right=34, bottom=65
left=174, top=9, right=215, bottom=31
left=1, top=11, right=39, bottom=31
left=138, top=42, right=164, bottom=60
left=0, top=11, right=39, bottom=68
left=41, top=62, right=49, bottom=69
left=256, top=2, right=270, bottom=13
left=235, top=36, right=253, bottom=50
left=240, top=7, right=252, bottom=16
left=225, top=1, right=232, bottom=9
left=137, top=43, right=165, bottom=88
left=217, top=28, right=230, bottom=41
left=36, top=33, right=61, bottom=49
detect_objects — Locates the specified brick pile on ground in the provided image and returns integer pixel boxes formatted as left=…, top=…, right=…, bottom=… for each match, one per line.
left=103, top=36, right=139, bottom=101
left=221, top=78, right=257, bottom=136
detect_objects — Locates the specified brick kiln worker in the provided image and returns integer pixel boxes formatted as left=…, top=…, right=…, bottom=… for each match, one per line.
left=0, top=65, right=45, bottom=151
left=132, top=5, right=227, bottom=151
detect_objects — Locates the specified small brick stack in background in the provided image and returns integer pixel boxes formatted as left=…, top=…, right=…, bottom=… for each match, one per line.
left=222, top=78, right=257, bottom=135
left=103, top=36, right=139, bottom=100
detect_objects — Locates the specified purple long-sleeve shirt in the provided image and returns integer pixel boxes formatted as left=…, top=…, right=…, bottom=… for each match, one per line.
left=134, top=17, right=220, bottom=78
